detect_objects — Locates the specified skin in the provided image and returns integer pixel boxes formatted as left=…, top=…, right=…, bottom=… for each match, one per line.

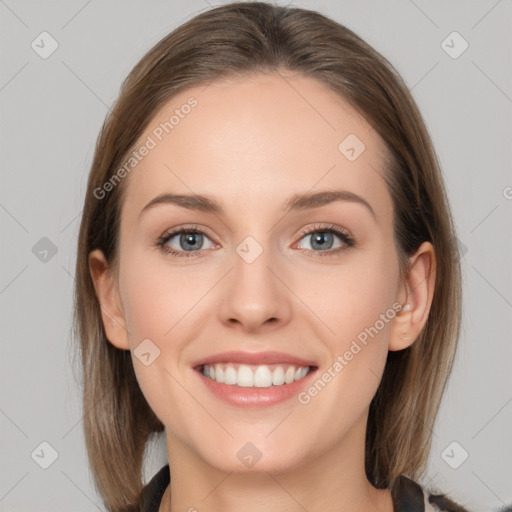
left=89, top=71, right=435, bottom=512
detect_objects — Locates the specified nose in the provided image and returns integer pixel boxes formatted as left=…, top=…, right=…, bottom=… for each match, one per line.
left=217, top=241, right=292, bottom=333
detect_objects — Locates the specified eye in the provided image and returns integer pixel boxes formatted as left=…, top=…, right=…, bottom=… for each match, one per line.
left=294, top=223, right=355, bottom=257
left=155, top=223, right=355, bottom=259
left=156, top=225, right=216, bottom=258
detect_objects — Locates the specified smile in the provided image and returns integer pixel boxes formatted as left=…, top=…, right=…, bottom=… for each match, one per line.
left=200, top=363, right=312, bottom=388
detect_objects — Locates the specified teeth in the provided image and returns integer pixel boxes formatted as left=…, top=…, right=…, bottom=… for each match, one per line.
left=272, top=366, right=285, bottom=385
left=285, top=366, right=295, bottom=384
left=201, top=363, right=311, bottom=387
left=254, top=365, right=272, bottom=388
left=237, top=365, right=253, bottom=387
left=224, top=366, right=237, bottom=385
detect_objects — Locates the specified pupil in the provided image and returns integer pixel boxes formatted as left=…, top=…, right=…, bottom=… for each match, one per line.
left=182, top=232, right=201, bottom=250
left=312, top=232, right=332, bottom=250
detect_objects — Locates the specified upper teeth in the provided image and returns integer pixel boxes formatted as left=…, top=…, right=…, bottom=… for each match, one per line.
left=201, top=364, right=311, bottom=388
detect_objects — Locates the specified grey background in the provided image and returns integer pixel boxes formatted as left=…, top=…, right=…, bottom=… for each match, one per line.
left=1, top=0, right=511, bottom=510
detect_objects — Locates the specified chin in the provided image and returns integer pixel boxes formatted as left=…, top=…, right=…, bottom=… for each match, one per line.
left=192, top=435, right=310, bottom=475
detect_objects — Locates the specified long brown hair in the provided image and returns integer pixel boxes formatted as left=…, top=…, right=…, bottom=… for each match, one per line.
left=72, top=2, right=462, bottom=510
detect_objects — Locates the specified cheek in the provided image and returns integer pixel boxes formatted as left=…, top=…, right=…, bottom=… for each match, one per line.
left=327, top=252, right=398, bottom=385
left=293, top=261, right=398, bottom=443
left=298, top=247, right=398, bottom=399
left=119, top=257, right=191, bottom=343
left=118, top=260, right=196, bottom=428
left=299, top=246, right=398, bottom=347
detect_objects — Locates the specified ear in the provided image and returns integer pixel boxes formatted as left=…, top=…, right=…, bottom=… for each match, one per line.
left=389, top=241, right=436, bottom=351
left=88, top=249, right=130, bottom=350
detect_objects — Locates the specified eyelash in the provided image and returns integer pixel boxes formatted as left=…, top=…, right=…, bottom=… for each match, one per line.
left=155, top=223, right=355, bottom=259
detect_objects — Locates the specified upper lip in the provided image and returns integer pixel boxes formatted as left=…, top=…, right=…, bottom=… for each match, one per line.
left=192, top=350, right=317, bottom=369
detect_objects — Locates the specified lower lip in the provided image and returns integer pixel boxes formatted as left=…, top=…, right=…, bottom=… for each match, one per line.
left=195, top=367, right=317, bottom=408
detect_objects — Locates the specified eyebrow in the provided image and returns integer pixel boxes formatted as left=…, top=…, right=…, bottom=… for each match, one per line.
left=138, top=189, right=376, bottom=219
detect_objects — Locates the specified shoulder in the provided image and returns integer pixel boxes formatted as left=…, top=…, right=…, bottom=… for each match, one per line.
left=424, top=492, right=469, bottom=512
left=420, top=479, right=512, bottom=512
left=140, top=464, right=170, bottom=512
left=392, top=475, right=470, bottom=512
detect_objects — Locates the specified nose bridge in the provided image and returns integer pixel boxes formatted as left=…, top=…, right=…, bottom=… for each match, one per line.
left=235, top=233, right=268, bottom=266
left=218, top=229, right=291, bottom=330
left=226, top=204, right=278, bottom=266
left=231, top=231, right=278, bottom=293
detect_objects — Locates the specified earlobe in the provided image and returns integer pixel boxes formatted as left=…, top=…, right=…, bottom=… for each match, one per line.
left=389, top=241, right=436, bottom=352
left=88, top=249, right=130, bottom=351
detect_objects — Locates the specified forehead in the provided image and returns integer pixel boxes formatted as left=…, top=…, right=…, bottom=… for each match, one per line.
left=120, top=72, right=391, bottom=222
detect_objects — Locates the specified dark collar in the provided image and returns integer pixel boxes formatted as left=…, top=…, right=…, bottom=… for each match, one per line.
left=140, top=464, right=170, bottom=512
left=391, top=475, right=426, bottom=512
left=140, top=465, right=425, bottom=512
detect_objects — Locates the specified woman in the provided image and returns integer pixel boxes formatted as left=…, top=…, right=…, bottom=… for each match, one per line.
left=73, top=2, right=469, bottom=511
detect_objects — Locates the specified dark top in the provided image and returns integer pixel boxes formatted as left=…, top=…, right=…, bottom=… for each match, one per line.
left=139, top=464, right=469, bottom=512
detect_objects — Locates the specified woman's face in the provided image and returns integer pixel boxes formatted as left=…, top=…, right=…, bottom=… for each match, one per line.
left=95, top=72, right=410, bottom=474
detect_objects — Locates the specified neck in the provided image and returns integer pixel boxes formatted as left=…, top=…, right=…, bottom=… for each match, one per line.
left=160, top=414, right=393, bottom=512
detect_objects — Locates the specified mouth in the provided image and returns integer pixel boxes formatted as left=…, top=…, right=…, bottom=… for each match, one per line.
left=192, top=351, right=318, bottom=407
left=196, top=362, right=315, bottom=388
